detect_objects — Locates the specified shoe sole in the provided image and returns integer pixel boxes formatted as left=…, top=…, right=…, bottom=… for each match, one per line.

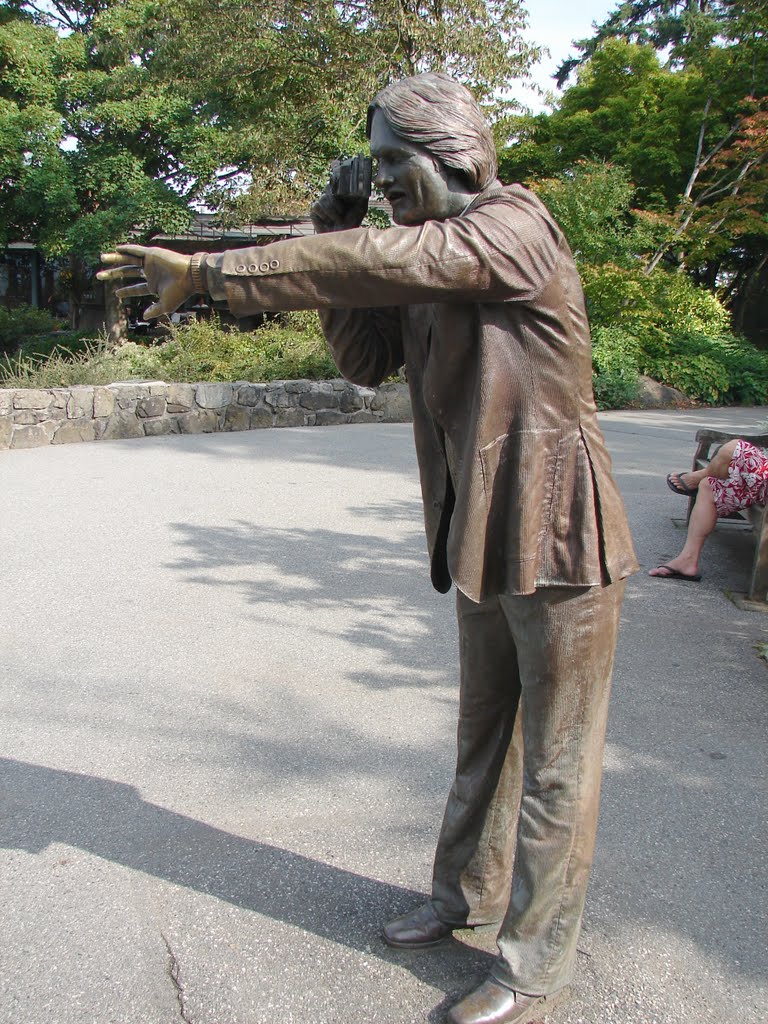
left=511, top=985, right=571, bottom=1024
left=381, top=930, right=453, bottom=950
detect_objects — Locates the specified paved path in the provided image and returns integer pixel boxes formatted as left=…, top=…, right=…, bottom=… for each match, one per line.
left=1, top=408, right=766, bottom=1024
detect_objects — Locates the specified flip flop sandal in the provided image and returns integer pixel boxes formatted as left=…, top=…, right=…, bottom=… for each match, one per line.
left=652, top=565, right=702, bottom=581
left=666, top=472, right=697, bottom=497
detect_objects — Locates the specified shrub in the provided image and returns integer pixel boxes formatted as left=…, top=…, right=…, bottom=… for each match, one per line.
left=0, top=311, right=339, bottom=388
left=0, top=339, right=137, bottom=388
left=580, top=263, right=768, bottom=404
left=591, top=326, right=641, bottom=409
left=124, top=311, right=337, bottom=383
left=0, top=305, right=59, bottom=355
left=641, top=332, right=768, bottom=406
left=17, top=330, right=95, bottom=362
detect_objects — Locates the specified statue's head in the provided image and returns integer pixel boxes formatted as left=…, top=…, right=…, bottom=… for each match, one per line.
left=366, top=73, right=498, bottom=225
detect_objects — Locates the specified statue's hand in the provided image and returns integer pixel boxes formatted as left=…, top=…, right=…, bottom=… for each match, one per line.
left=310, top=187, right=368, bottom=234
left=97, top=245, right=194, bottom=320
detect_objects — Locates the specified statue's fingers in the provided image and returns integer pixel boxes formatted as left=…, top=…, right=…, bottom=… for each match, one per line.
left=115, top=244, right=151, bottom=258
left=143, top=302, right=171, bottom=320
left=96, top=266, right=144, bottom=282
left=115, top=282, right=154, bottom=299
left=100, top=253, right=143, bottom=269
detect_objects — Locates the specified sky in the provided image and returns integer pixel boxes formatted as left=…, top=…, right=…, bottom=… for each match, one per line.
left=513, top=0, right=621, bottom=109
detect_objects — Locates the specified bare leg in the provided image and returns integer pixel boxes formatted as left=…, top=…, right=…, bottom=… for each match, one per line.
left=670, top=439, right=738, bottom=492
left=650, top=478, right=718, bottom=577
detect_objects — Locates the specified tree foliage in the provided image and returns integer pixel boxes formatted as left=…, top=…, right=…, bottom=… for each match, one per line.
left=1, top=0, right=539, bottom=245
left=1, top=0, right=538, bottom=327
left=500, top=1, right=768, bottom=346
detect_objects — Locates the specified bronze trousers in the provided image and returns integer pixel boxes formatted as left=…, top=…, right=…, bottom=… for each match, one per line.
left=430, top=579, right=625, bottom=995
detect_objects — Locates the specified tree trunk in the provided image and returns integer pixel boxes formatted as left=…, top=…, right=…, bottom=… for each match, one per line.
left=105, top=279, right=128, bottom=347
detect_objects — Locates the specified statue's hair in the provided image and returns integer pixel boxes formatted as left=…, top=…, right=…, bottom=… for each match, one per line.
left=367, top=73, right=497, bottom=190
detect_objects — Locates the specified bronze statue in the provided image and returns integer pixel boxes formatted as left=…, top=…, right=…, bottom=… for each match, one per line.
left=99, top=72, right=638, bottom=1024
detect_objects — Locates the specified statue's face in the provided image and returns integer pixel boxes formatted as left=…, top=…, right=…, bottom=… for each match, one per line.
left=369, top=110, right=471, bottom=226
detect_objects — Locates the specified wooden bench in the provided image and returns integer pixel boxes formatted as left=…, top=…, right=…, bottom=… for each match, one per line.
left=687, top=429, right=768, bottom=603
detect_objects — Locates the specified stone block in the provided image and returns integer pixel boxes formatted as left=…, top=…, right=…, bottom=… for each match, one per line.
left=67, top=387, right=95, bottom=420
left=339, top=389, right=364, bottom=413
left=0, top=417, right=12, bottom=449
left=166, top=383, right=196, bottom=411
left=314, top=409, right=348, bottom=426
left=223, top=405, right=252, bottom=432
left=93, top=387, right=116, bottom=418
left=13, top=389, right=52, bottom=411
left=195, top=382, right=233, bottom=409
left=300, top=389, right=339, bottom=411
left=136, top=396, right=167, bottom=419
left=250, top=407, right=274, bottom=428
left=143, top=418, right=180, bottom=437
left=283, top=380, right=312, bottom=394
left=237, top=384, right=267, bottom=407
left=11, top=422, right=56, bottom=448
left=101, top=410, right=145, bottom=440
left=53, top=419, right=99, bottom=444
left=177, top=409, right=221, bottom=434
left=265, top=388, right=297, bottom=409
left=13, top=411, right=46, bottom=426
left=0, top=390, right=12, bottom=414
left=275, top=407, right=307, bottom=427
left=111, top=383, right=152, bottom=407
left=347, top=410, right=376, bottom=424
left=372, top=382, right=412, bottom=422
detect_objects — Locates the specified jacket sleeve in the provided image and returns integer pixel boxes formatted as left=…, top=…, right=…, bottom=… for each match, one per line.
left=203, top=188, right=561, bottom=316
left=318, top=306, right=405, bottom=388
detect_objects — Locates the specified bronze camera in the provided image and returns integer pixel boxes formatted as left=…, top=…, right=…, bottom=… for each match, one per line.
left=329, top=155, right=373, bottom=199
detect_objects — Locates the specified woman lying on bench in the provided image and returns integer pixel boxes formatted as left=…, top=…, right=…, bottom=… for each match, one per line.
left=650, top=439, right=768, bottom=581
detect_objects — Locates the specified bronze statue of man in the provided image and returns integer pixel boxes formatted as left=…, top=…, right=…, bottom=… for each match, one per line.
left=99, top=72, right=638, bottom=1024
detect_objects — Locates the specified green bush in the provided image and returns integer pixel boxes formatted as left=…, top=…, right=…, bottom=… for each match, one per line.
left=0, top=305, right=59, bottom=355
left=0, top=339, right=137, bottom=388
left=641, top=332, right=768, bottom=406
left=17, top=329, right=95, bottom=362
left=0, top=310, right=339, bottom=388
left=591, top=326, right=641, bottom=410
left=124, top=311, right=337, bottom=383
left=580, top=263, right=768, bottom=405
left=580, top=263, right=730, bottom=341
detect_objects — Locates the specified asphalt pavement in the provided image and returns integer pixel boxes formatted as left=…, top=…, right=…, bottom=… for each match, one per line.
left=1, top=406, right=766, bottom=1024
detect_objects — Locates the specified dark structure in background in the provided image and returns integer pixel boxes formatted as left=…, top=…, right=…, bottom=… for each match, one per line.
left=1, top=213, right=316, bottom=332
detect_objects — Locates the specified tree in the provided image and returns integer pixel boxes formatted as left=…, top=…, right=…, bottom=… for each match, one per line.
left=500, top=2, right=768, bottom=344
left=95, top=0, right=540, bottom=220
left=2, top=0, right=541, bottom=327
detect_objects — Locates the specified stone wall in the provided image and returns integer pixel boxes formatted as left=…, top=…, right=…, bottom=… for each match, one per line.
left=0, top=379, right=412, bottom=451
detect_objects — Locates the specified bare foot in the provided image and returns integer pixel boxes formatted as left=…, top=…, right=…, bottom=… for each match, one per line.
left=649, top=559, right=701, bottom=580
left=668, top=471, right=699, bottom=494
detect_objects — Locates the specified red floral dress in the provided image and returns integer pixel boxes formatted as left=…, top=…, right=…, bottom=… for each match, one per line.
left=709, top=440, right=768, bottom=517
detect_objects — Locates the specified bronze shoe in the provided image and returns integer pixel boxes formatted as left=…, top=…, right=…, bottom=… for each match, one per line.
left=447, top=978, right=570, bottom=1024
left=382, top=902, right=454, bottom=949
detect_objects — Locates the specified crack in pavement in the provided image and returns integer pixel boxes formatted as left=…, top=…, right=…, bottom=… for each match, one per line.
left=162, top=933, right=193, bottom=1024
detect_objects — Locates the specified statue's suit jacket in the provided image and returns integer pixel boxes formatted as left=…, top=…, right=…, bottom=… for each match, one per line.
left=205, top=182, right=638, bottom=602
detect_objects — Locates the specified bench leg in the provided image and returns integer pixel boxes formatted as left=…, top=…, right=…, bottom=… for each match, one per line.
left=748, top=510, right=768, bottom=603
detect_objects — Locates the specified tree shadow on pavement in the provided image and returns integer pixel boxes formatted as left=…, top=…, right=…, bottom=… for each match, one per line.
left=163, top=511, right=456, bottom=693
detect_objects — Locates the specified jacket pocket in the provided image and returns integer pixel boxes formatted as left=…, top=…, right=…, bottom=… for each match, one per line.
left=478, top=428, right=562, bottom=568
